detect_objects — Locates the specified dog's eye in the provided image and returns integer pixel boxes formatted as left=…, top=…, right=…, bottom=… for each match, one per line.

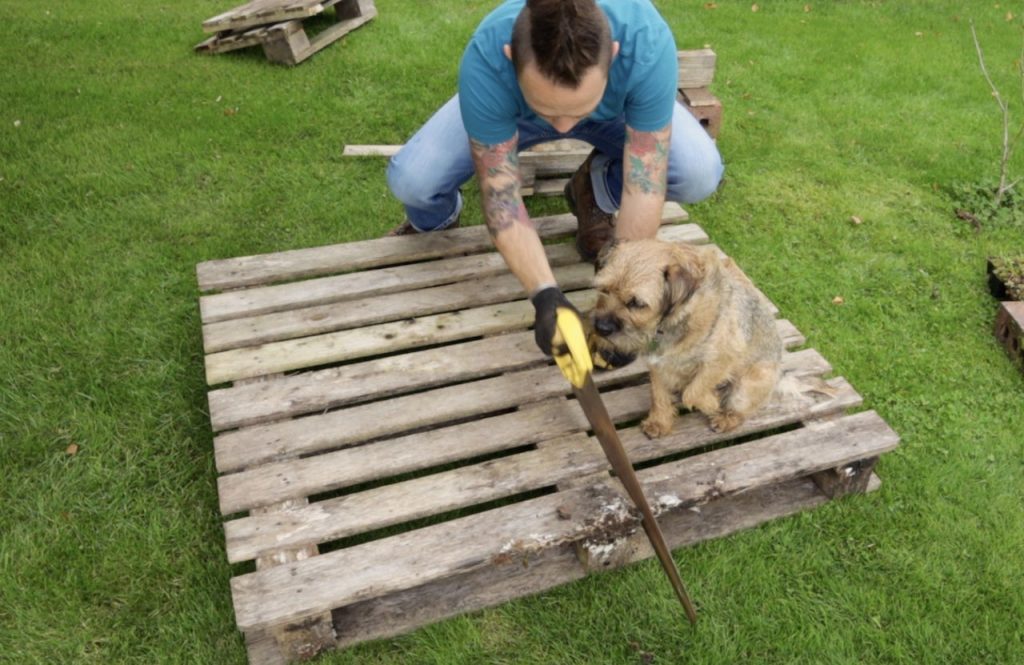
left=626, top=297, right=647, bottom=310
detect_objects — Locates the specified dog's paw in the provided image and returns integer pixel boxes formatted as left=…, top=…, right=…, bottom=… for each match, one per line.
left=641, top=416, right=673, bottom=439
left=709, top=412, right=744, bottom=433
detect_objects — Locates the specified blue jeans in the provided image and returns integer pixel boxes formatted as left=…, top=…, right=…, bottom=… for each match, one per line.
left=387, top=95, right=725, bottom=231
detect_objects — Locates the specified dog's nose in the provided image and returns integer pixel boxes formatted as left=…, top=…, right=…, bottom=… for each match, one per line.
left=594, top=315, right=620, bottom=337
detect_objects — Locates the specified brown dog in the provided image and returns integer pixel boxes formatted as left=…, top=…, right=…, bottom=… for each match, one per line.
left=591, top=239, right=783, bottom=437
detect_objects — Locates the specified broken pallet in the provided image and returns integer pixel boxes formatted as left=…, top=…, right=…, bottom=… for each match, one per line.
left=195, top=204, right=898, bottom=663
left=195, top=0, right=376, bottom=66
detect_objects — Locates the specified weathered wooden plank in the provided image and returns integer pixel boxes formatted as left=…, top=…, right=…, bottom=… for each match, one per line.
left=679, top=86, right=719, bottom=108
left=195, top=27, right=267, bottom=54
left=204, top=289, right=595, bottom=386
left=203, top=0, right=324, bottom=34
left=203, top=255, right=591, bottom=352
left=250, top=499, right=337, bottom=660
left=678, top=48, right=716, bottom=88
left=216, top=347, right=835, bottom=512
left=342, top=145, right=588, bottom=175
left=212, top=338, right=593, bottom=473
left=208, top=330, right=542, bottom=433
left=202, top=224, right=704, bottom=348
left=199, top=224, right=700, bottom=324
left=212, top=315, right=810, bottom=472
left=222, top=374, right=860, bottom=561
left=267, top=0, right=377, bottom=66
left=532, top=177, right=572, bottom=197
left=211, top=315, right=806, bottom=467
left=229, top=410, right=898, bottom=631
left=332, top=475, right=883, bottom=647
left=196, top=203, right=689, bottom=293
left=200, top=244, right=571, bottom=325
left=202, top=225, right=705, bottom=383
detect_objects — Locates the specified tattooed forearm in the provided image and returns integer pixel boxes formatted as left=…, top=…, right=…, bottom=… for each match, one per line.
left=624, top=124, right=670, bottom=197
left=471, top=136, right=530, bottom=239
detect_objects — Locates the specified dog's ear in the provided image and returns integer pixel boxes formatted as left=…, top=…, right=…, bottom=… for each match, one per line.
left=661, top=247, right=707, bottom=316
left=594, top=239, right=618, bottom=273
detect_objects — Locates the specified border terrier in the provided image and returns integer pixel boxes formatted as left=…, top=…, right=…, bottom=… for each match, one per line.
left=590, top=239, right=783, bottom=438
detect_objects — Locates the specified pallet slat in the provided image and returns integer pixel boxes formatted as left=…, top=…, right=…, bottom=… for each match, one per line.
left=331, top=474, right=881, bottom=648
left=216, top=347, right=836, bottom=515
left=229, top=410, right=898, bottom=631
left=196, top=204, right=690, bottom=293
left=212, top=317, right=806, bottom=472
left=223, top=374, right=859, bottom=562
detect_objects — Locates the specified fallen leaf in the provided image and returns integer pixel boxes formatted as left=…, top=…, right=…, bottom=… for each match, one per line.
left=915, top=31, right=923, bottom=37
left=751, top=3, right=760, bottom=12
left=640, top=653, right=655, bottom=665
left=832, top=296, right=845, bottom=305
left=704, top=2, right=717, bottom=8
left=804, top=4, right=812, bottom=11
left=223, top=107, right=238, bottom=116
left=13, top=120, right=21, bottom=127
left=65, top=443, right=79, bottom=456
left=1007, top=11, right=1015, bottom=21
left=850, top=215, right=863, bottom=225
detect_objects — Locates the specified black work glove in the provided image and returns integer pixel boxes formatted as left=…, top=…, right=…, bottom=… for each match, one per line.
left=531, top=286, right=576, bottom=355
left=530, top=286, right=593, bottom=388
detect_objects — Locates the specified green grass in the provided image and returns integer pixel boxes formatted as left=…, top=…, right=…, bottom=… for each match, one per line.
left=2, top=0, right=1023, bottom=663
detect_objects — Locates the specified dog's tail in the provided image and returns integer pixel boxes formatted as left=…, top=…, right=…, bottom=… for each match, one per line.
left=772, top=370, right=838, bottom=407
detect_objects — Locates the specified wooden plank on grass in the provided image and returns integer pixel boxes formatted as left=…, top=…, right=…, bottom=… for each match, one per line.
left=196, top=203, right=689, bottom=292
left=229, top=410, right=897, bottom=631
left=221, top=374, right=858, bottom=558
left=203, top=0, right=325, bottom=34
left=218, top=344, right=839, bottom=516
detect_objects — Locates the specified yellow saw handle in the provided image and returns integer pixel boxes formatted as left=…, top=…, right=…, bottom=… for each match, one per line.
left=552, top=306, right=593, bottom=389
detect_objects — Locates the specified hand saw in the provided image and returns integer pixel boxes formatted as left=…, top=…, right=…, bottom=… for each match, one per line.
left=554, top=308, right=698, bottom=625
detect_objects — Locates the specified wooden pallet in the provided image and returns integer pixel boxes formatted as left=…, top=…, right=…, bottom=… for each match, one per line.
left=196, top=205, right=899, bottom=663
left=195, top=0, right=376, bottom=66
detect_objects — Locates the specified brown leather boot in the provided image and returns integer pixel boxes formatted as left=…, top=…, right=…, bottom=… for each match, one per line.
left=564, top=150, right=615, bottom=263
left=386, top=217, right=460, bottom=236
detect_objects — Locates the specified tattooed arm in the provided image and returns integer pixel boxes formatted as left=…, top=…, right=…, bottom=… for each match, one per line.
left=470, top=133, right=557, bottom=295
left=616, top=123, right=672, bottom=240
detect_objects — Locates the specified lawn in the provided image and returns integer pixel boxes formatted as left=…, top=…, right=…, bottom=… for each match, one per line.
left=1, top=1, right=1022, bottom=663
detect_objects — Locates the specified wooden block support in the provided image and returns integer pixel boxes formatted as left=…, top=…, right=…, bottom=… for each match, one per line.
left=678, top=48, right=716, bottom=88
left=195, top=203, right=898, bottom=662
left=679, top=87, right=723, bottom=139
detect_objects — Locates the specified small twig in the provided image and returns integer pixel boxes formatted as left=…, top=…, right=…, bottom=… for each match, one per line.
left=971, top=20, right=1013, bottom=206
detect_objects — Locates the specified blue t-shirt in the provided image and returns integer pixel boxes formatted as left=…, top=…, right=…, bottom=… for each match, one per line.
left=458, top=0, right=678, bottom=145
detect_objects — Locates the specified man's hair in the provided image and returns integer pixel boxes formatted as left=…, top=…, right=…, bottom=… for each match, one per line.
left=510, top=0, right=613, bottom=88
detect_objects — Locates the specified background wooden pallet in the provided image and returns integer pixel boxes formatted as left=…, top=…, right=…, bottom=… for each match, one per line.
left=196, top=205, right=898, bottom=663
left=196, top=0, right=376, bottom=65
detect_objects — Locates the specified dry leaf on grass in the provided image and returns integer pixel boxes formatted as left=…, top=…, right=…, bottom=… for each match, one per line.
left=832, top=296, right=845, bottom=305
left=65, top=443, right=79, bottom=456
